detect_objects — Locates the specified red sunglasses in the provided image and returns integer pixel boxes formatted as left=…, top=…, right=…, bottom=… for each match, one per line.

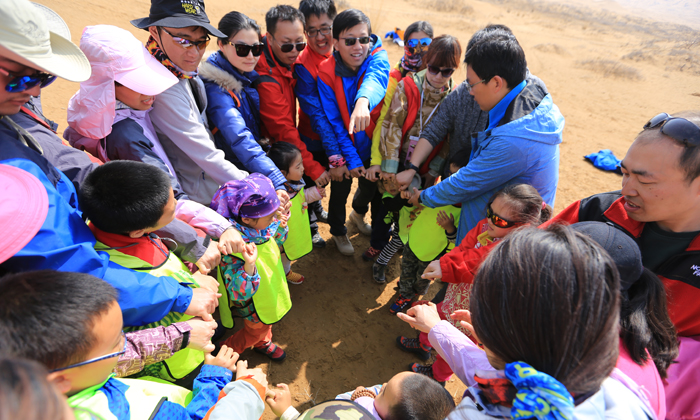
left=486, top=204, right=519, bottom=228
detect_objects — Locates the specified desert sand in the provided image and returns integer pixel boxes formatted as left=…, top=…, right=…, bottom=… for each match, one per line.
left=39, top=0, right=700, bottom=415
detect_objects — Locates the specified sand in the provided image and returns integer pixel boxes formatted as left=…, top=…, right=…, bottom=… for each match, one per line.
left=39, top=0, right=700, bottom=415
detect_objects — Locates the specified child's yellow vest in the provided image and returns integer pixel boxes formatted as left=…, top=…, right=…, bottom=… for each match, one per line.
left=284, top=188, right=312, bottom=260
left=405, top=205, right=461, bottom=262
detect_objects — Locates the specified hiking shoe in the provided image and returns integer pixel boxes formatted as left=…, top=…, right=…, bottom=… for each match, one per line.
left=396, top=336, right=432, bottom=360
left=254, top=341, right=286, bottom=361
left=286, top=270, right=305, bottom=285
left=362, top=246, right=382, bottom=261
left=312, top=232, right=326, bottom=248
left=315, top=209, right=329, bottom=224
left=348, top=210, right=372, bottom=236
left=389, top=295, right=412, bottom=314
left=373, top=262, right=387, bottom=284
left=333, top=234, right=354, bottom=255
left=410, top=363, right=445, bottom=386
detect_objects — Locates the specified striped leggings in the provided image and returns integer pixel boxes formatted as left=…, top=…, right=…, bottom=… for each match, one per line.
left=376, top=225, right=403, bottom=266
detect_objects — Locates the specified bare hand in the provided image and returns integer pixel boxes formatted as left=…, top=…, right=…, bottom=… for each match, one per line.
left=364, top=165, right=381, bottom=182
left=204, top=344, right=239, bottom=372
left=196, top=240, right=222, bottom=274
left=314, top=171, right=330, bottom=188
left=451, top=310, right=480, bottom=342
left=185, top=317, right=217, bottom=352
left=330, top=165, right=351, bottom=182
left=236, top=359, right=268, bottom=388
left=396, top=302, right=441, bottom=333
left=348, top=97, right=370, bottom=134
left=436, top=210, right=456, bottom=234
left=396, top=169, right=417, bottom=191
left=184, top=288, right=220, bottom=321
left=422, top=259, right=443, bottom=280
left=218, top=227, right=246, bottom=255
left=276, top=190, right=290, bottom=207
left=407, top=187, right=422, bottom=208
left=265, top=383, right=292, bottom=417
left=192, top=271, right=219, bottom=293
left=380, top=171, right=396, bottom=183
left=349, top=166, right=366, bottom=178
left=317, top=185, right=327, bottom=198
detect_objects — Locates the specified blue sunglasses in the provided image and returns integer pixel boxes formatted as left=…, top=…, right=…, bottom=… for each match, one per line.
left=0, top=67, right=56, bottom=93
left=406, top=37, right=431, bottom=49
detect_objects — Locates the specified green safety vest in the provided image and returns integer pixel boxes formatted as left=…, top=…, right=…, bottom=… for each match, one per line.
left=397, top=206, right=413, bottom=245
left=226, top=238, right=292, bottom=325
left=96, top=241, right=205, bottom=381
left=284, top=188, right=313, bottom=260
left=69, top=376, right=192, bottom=420
left=406, top=205, right=461, bottom=262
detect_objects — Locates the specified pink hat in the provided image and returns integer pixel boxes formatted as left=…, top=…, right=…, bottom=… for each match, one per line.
left=0, top=164, right=49, bottom=264
left=66, top=25, right=178, bottom=140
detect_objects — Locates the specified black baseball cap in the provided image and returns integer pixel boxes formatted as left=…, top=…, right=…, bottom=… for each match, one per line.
left=131, top=0, right=225, bottom=37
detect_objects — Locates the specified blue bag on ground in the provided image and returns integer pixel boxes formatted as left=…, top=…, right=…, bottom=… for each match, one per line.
left=584, top=149, right=622, bottom=174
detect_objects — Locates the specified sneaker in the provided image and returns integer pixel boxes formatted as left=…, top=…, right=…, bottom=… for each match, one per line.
left=372, top=262, right=386, bottom=284
left=396, top=336, right=432, bottom=360
left=286, top=270, right=304, bottom=285
left=333, top=234, right=354, bottom=255
left=410, top=363, right=445, bottom=386
left=315, top=209, right=329, bottom=224
left=254, top=341, right=287, bottom=361
left=362, top=246, right=382, bottom=261
left=312, top=232, right=326, bottom=248
left=389, top=295, right=412, bottom=314
left=348, top=210, right=372, bottom=236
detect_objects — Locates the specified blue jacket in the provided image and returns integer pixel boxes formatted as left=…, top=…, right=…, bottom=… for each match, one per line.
left=317, top=35, right=390, bottom=169
left=200, top=51, right=286, bottom=189
left=0, top=118, right=193, bottom=327
left=420, top=82, right=564, bottom=244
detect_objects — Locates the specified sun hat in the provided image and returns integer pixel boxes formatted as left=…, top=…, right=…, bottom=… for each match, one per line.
left=131, top=0, right=226, bottom=38
left=31, top=3, right=71, bottom=40
left=210, top=173, right=281, bottom=220
left=0, top=164, right=49, bottom=264
left=66, top=25, right=178, bottom=141
left=571, top=221, right=643, bottom=291
left=0, top=0, right=90, bottom=82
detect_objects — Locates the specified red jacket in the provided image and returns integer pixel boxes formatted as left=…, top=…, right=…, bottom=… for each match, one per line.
left=440, top=219, right=500, bottom=285
left=255, top=37, right=325, bottom=180
left=295, top=46, right=330, bottom=142
left=546, top=191, right=700, bottom=337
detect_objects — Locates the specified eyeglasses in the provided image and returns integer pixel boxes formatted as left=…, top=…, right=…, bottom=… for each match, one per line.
left=160, top=27, right=210, bottom=51
left=643, top=113, right=700, bottom=147
left=49, top=331, right=127, bottom=373
left=427, top=65, right=455, bottom=78
left=466, top=78, right=486, bottom=92
left=306, top=26, right=332, bottom=38
left=0, top=67, right=56, bottom=93
left=406, top=37, right=431, bottom=50
left=487, top=204, right=519, bottom=228
left=271, top=35, right=306, bottom=53
left=223, top=41, right=264, bottom=57
left=342, top=36, right=370, bottom=46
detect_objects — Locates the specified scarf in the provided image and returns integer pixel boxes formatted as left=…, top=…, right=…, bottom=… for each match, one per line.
left=400, top=43, right=428, bottom=73
left=146, top=36, right=197, bottom=79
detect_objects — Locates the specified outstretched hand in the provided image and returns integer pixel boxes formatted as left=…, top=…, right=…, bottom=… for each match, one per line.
left=396, top=302, right=441, bottom=333
left=451, top=310, right=480, bottom=342
left=265, top=383, right=292, bottom=417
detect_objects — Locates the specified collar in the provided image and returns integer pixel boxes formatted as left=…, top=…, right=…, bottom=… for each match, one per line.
left=230, top=218, right=281, bottom=244
left=210, top=50, right=258, bottom=85
left=67, top=375, right=114, bottom=407
left=487, top=79, right=527, bottom=131
left=90, top=223, right=169, bottom=267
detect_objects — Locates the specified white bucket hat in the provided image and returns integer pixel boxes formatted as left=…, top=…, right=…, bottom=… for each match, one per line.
left=0, top=0, right=90, bottom=82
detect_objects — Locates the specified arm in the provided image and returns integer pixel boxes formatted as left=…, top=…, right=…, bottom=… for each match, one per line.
left=273, top=220, right=289, bottom=246
left=294, top=64, right=338, bottom=157
left=379, top=82, right=409, bottom=174
left=256, top=77, right=325, bottom=180
left=439, top=239, right=496, bottom=284
left=150, top=82, right=248, bottom=186
left=317, top=78, right=363, bottom=170
left=204, top=84, right=287, bottom=189
left=370, top=71, right=399, bottom=167
left=355, top=44, right=390, bottom=111
left=154, top=218, right=209, bottom=264
left=202, top=380, right=266, bottom=420
left=114, top=322, right=191, bottom=377
left=175, top=199, right=233, bottom=238
left=186, top=365, right=234, bottom=420
left=221, top=255, right=260, bottom=302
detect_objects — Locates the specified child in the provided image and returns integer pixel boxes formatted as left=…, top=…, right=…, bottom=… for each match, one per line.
left=400, top=184, right=552, bottom=384
left=266, top=372, right=454, bottom=420
left=0, top=270, right=267, bottom=420
left=268, top=141, right=325, bottom=284
left=79, top=160, right=220, bottom=385
left=212, top=174, right=292, bottom=361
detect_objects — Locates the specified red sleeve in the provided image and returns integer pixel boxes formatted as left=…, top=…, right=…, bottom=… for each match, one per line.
left=257, top=79, right=326, bottom=180
left=440, top=221, right=493, bottom=285
left=540, top=199, right=582, bottom=229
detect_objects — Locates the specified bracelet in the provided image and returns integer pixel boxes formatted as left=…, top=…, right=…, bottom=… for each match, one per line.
left=351, top=388, right=376, bottom=400
left=328, top=154, right=346, bottom=168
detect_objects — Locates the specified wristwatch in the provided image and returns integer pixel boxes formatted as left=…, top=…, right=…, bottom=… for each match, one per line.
left=406, top=162, right=420, bottom=173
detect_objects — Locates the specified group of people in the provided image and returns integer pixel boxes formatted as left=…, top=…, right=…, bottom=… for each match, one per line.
left=0, top=0, right=699, bottom=419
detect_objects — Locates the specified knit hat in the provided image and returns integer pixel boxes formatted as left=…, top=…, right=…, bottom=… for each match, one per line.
left=210, top=173, right=280, bottom=220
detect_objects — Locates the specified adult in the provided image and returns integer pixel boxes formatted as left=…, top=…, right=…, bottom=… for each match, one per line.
left=0, top=0, right=218, bottom=327
left=403, top=29, right=563, bottom=244
left=548, top=111, right=700, bottom=420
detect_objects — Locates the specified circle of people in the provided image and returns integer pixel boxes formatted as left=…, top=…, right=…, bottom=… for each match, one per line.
left=0, top=0, right=699, bottom=419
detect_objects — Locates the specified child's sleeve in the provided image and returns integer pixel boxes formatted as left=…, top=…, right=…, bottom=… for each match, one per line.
left=114, top=322, right=190, bottom=377
left=273, top=220, right=289, bottom=246
left=303, top=186, right=323, bottom=204
left=221, top=255, right=260, bottom=302
left=186, top=365, right=234, bottom=419
left=201, top=379, right=266, bottom=420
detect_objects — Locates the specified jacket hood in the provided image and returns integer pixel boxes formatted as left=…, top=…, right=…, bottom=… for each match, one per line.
left=333, top=34, right=382, bottom=78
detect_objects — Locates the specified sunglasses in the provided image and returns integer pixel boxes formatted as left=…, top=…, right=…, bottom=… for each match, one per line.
left=0, top=67, right=56, bottom=93
left=427, top=65, right=455, bottom=78
left=342, top=36, right=370, bottom=46
left=160, top=27, right=210, bottom=51
left=406, top=37, right=432, bottom=49
left=271, top=36, right=307, bottom=53
left=223, top=41, right=264, bottom=57
left=487, top=204, right=519, bottom=228
left=306, top=26, right=332, bottom=38
left=49, top=331, right=127, bottom=373
left=643, top=113, right=700, bottom=147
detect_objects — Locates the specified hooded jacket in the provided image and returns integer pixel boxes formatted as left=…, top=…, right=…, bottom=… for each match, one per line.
left=317, top=34, right=390, bottom=170
left=255, top=36, right=326, bottom=181
left=199, top=51, right=286, bottom=189
left=294, top=45, right=335, bottom=154
left=420, top=81, right=564, bottom=244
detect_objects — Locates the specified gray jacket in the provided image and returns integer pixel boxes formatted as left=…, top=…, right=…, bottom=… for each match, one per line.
left=150, top=77, right=248, bottom=205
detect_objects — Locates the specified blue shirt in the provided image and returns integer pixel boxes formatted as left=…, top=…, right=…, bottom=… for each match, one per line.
left=487, top=80, right=527, bottom=131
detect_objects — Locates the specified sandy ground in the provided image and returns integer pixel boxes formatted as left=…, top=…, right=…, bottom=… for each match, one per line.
left=39, top=0, right=700, bottom=415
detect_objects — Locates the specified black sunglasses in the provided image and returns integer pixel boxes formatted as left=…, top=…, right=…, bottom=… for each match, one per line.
left=342, top=36, right=370, bottom=46
left=223, top=41, right=264, bottom=57
left=427, top=65, right=455, bottom=78
left=0, top=67, right=56, bottom=93
left=643, top=113, right=700, bottom=147
left=272, top=37, right=306, bottom=53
